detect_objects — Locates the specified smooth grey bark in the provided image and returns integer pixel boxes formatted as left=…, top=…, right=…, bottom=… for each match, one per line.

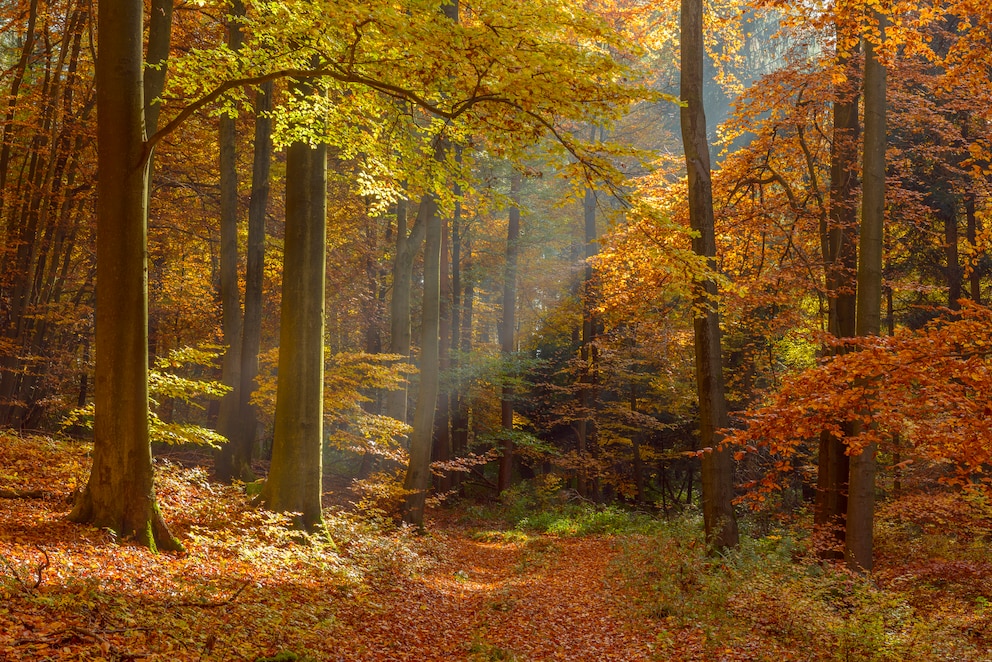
left=575, top=183, right=598, bottom=498
left=497, top=172, right=521, bottom=494
left=214, top=1, right=246, bottom=480
left=402, top=193, right=441, bottom=526
left=143, top=0, right=172, bottom=365
left=386, top=199, right=426, bottom=425
left=680, top=0, right=738, bottom=549
left=847, top=25, right=887, bottom=573
left=261, top=89, right=327, bottom=531
left=434, top=208, right=453, bottom=493
left=68, top=0, right=179, bottom=551
left=815, top=39, right=859, bottom=560
left=218, top=81, right=272, bottom=482
left=450, top=204, right=473, bottom=481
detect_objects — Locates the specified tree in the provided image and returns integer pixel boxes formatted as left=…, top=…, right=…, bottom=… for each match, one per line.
left=815, top=15, right=860, bottom=561
left=402, top=193, right=442, bottom=525
left=847, top=15, right=887, bottom=573
left=68, top=0, right=180, bottom=551
left=679, top=0, right=738, bottom=549
left=260, top=80, right=328, bottom=532
left=497, top=171, right=522, bottom=493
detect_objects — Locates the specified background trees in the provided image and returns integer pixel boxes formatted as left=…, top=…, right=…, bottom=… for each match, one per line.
left=0, top=0, right=990, bottom=575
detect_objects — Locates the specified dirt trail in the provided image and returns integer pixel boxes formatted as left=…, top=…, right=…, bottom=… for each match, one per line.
left=330, top=519, right=658, bottom=661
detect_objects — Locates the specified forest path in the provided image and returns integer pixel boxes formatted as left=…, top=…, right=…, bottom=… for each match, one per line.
left=329, top=515, right=659, bottom=661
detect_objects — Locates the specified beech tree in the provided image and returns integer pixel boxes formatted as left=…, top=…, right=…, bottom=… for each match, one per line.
left=679, top=0, right=739, bottom=549
left=68, top=0, right=180, bottom=551
left=260, top=78, right=328, bottom=532
left=847, top=14, right=887, bottom=573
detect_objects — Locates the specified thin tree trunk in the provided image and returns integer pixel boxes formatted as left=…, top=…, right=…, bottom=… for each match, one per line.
left=944, top=203, right=961, bottom=309
left=680, top=0, right=738, bottom=549
left=847, top=23, right=887, bottom=573
left=402, top=193, right=441, bottom=526
left=222, top=80, right=273, bottom=481
left=386, top=199, right=425, bottom=426
left=815, top=37, right=859, bottom=560
left=215, top=1, right=246, bottom=480
left=497, top=172, right=521, bottom=493
left=434, top=204, right=452, bottom=493
left=966, top=192, right=981, bottom=303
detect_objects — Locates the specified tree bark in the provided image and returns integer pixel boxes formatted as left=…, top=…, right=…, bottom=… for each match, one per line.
left=402, top=193, right=441, bottom=526
left=680, top=0, right=738, bottom=549
left=215, top=1, right=247, bottom=482
left=386, top=199, right=425, bottom=426
left=497, top=172, right=521, bottom=493
left=451, top=211, right=473, bottom=481
left=434, top=206, right=453, bottom=493
left=261, top=85, right=327, bottom=532
left=815, top=37, right=859, bottom=560
left=68, top=0, right=179, bottom=552
left=219, top=81, right=273, bottom=482
left=847, top=25, right=887, bottom=573
left=966, top=192, right=981, bottom=303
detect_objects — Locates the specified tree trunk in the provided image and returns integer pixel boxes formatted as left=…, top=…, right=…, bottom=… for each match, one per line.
left=403, top=193, right=441, bottom=526
left=434, top=204, right=453, bottom=493
left=815, top=37, right=859, bottom=560
left=386, top=199, right=425, bottom=426
left=261, top=88, right=327, bottom=532
left=68, top=0, right=179, bottom=552
left=966, top=192, right=981, bottom=303
left=220, top=81, right=273, bottom=482
left=498, top=172, right=521, bottom=493
left=847, top=25, right=887, bottom=573
left=451, top=217, right=473, bottom=482
left=575, top=182, right=599, bottom=498
left=143, top=0, right=173, bottom=366
left=215, top=1, right=247, bottom=481
left=944, top=202, right=961, bottom=309
left=679, top=0, right=738, bottom=549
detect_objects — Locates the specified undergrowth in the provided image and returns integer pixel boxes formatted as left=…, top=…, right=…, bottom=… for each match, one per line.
left=612, top=509, right=992, bottom=661
left=465, top=475, right=662, bottom=538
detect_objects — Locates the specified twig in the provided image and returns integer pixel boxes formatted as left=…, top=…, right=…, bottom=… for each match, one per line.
left=32, top=545, right=49, bottom=589
left=0, top=551, right=31, bottom=593
left=169, top=580, right=250, bottom=608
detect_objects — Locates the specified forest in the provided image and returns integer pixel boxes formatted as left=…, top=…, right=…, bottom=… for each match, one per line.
left=2, top=0, right=992, bottom=659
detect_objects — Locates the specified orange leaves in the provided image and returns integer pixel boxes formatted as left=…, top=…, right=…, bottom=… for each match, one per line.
left=729, top=301, right=992, bottom=496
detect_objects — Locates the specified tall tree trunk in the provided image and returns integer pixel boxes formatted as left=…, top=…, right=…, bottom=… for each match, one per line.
left=497, top=172, right=521, bottom=494
left=403, top=193, right=441, bottom=525
left=143, top=0, right=172, bottom=366
left=815, top=38, right=859, bottom=560
left=847, top=23, right=887, bottom=573
left=222, top=81, right=273, bottom=481
left=576, top=182, right=599, bottom=498
left=261, top=82, right=327, bottom=532
left=679, top=0, right=738, bottom=549
left=449, top=177, right=466, bottom=489
left=386, top=199, right=425, bottom=425
left=434, top=206, right=453, bottom=493
left=451, top=218, right=473, bottom=482
left=68, top=0, right=179, bottom=552
left=215, top=1, right=246, bottom=481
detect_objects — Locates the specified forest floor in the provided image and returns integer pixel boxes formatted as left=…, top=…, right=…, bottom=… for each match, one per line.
left=3, top=433, right=992, bottom=661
